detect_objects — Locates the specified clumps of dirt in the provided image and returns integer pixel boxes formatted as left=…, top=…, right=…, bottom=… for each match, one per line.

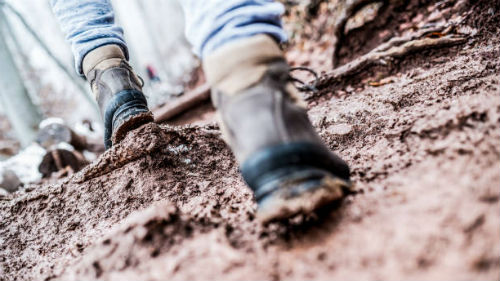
left=58, top=199, right=281, bottom=281
left=62, top=203, right=203, bottom=280
left=1, top=0, right=500, bottom=280
left=0, top=123, right=257, bottom=280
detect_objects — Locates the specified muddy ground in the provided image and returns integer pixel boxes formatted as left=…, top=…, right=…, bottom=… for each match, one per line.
left=1, top=0, right=499, bottom=280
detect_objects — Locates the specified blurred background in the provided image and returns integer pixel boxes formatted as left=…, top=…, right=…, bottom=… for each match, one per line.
left=0, top=0, right=199, bottom=190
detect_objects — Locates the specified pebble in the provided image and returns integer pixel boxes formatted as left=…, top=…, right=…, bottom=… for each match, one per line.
left=327, top=123, right=353, bottom=135
left=0, top=188, right=8, bottom=196
left=0, top=169, right=21, bottom=193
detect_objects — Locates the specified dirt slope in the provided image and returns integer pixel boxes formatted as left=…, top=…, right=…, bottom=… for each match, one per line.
left=1, top=0, right=499, bottom=280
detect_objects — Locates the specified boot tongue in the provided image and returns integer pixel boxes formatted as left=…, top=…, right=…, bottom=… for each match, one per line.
left=203, top=34, right=284, bottom=97
left=82, top=45, right=126, bottom=78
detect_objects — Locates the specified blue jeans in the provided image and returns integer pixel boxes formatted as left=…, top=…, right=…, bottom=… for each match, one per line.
left=50, top=0, right=287, bottom=75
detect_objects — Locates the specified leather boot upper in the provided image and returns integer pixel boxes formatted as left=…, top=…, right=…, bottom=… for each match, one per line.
left=83, top=45, right=143, bottom=117
left=203, top=35, right=324, bottom=164
left=82, top=45, right=152, bottom=148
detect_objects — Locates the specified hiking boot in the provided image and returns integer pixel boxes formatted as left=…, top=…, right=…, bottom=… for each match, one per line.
left=203, top=35, right=351, bottom=222
left=83, top=45, right=153, bottom=149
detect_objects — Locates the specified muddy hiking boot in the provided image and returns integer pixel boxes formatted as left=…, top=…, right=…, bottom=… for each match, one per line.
left=83, top=45, right=154, bottom=149
left=204, top=35, right=352, bottom=222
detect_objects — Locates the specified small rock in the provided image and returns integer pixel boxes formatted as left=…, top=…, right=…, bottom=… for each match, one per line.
left=327, top=123, right=353, bottom=135
left=457, top=25, right=478, bottom=36
left=0, top=169, right=22, bottom=193
left=0, top=188, right=9, bottom=196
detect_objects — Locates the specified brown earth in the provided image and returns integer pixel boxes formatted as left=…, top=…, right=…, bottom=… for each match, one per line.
left=1, top=0, right=499, bottom=280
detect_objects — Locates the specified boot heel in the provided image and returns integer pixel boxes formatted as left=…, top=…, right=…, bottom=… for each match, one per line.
left=240, top=142, right=351, bottom=222
left=104, top=90, right=153, bottom=149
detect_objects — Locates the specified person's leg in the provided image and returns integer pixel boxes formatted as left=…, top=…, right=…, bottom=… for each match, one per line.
left=50, top=0, right=153, bottom=148
left=181, top=1, right=351, bottom=222
left=179, top=0, right=287, bottom=59
left=50, top=0, right=127, bottom=75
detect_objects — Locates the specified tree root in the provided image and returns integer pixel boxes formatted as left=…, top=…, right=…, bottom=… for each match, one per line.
left=330, top=0, right=471, bottom=68
left=314, top=28, right=467, bottom=93
left=331, top=0, right=389, bottom=67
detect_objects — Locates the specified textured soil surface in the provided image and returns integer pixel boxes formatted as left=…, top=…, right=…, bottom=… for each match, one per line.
left=1, top=0, right=499, bottom=280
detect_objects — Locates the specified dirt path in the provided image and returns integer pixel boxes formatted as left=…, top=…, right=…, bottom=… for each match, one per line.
left=1, top=0, right=499, bottom=280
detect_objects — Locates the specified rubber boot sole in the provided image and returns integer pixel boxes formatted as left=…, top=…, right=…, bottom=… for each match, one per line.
left=256, top=169, right=352, bottom=223
left=104, top=89, right=153, bottom=149
left=111, top=111, right=154, bottom=145
left=241, top=142, right=351, bottom=223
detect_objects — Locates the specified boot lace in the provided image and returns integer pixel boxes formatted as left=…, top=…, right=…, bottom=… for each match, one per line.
left=289, top=66, right=320, bottom=93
